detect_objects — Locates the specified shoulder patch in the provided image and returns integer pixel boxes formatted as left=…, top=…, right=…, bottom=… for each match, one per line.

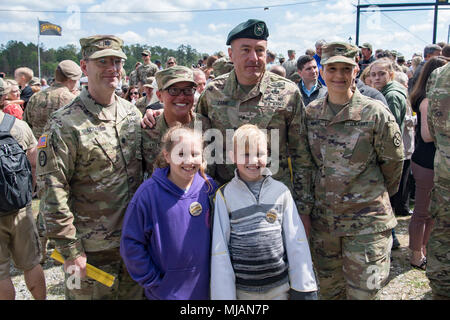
left=37, top=134, right=48, bottom=149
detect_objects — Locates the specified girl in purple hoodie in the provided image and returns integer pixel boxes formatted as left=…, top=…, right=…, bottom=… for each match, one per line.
left=120, top=125, right=217, bottom=300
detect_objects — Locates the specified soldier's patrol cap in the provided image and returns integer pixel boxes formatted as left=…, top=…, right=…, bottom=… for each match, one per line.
left=58, top=60, right=82, bottom=80
left=321, top=41, right=359, bottom=66
left=143, top=76, right=156, bottom=89
left=0, top=78, right=11, bottom=96
left=155, top=66, right=196, bottom=91
left=288, top=49, right=295, bottom=55
left=29, top=77, right=41, bottom=86
left=359, top=42, right=373, bottom=51
left=142, top=50, right=151, bottom=56
left=80, top=35, right=127, bottom=60
left=226, top=19, right=269, bottom=45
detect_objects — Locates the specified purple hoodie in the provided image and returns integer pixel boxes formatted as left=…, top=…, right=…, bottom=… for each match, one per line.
left=120, top=167, right=217, bottom=300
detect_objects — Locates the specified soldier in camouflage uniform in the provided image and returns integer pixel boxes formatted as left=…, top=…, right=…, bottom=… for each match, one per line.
left=128, top=62, right=141, bottom=86
left=136, top=50, right=158, bottom=91
left=135, top=77, right=155, bottom=116
left=23, top=60, right=81, bottom=140
left=142, top=66, right=211, bottom=175
left=196, top=19, right=315, bottom=220
left=37, top=35, right=144, bottom=300
left=305, top=42, right=405, bottom=300
left=282, top=49, right=297, bottom=79
left=212, top=57, right=234, bottom=77
left=425, top=62, right=450, bottom=299
left=23, top=60, right=82, bottom=263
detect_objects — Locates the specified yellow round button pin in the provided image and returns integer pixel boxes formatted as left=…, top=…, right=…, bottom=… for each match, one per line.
left=266, top=209, right=277, bottom=223
left=189, top=202, right=202, bottom=217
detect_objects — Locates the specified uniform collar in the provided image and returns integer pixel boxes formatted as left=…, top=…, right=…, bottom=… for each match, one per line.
left=224, top=69, right=269, bottom=100
left=80, top=87, right=128, bottom=122
left=319, top=88, right=364, bottom=123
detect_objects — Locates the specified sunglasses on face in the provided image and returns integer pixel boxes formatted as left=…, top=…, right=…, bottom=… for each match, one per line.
left=167, top=62, right=175, bottom=65
left=130, top=91, right=139, bottom=95
left=142, top=54, right=149, bottom=57
left=166, top=87, right=196, bottom=96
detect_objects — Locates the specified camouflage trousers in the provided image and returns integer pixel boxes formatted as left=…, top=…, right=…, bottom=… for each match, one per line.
left=64, top=248, right=144, bottom=300
left=426, top=186, right=450, bottom=298
left=310, top=222, right=392, bottom=300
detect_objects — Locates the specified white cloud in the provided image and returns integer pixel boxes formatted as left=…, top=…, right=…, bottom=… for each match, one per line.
left=208, top=23, right=230, bottom=32
left=117, top=31, right=145, bottom=44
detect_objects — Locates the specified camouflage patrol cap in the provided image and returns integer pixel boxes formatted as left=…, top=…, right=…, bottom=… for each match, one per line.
left=0, top=78, right=11, bottom=96
left=142, top=50, right=151, bottom=56
left=321, top=41, right=358, bottom=66
left=155, top=66, right=196, bottom=91
left=143, top=76, right=156, bottom=89
left=226, top=19, right=269, bottom=45
left=359, top=42, right=372, bottom=51
left=80, top=35, right=127, bottom=60
left=29, top=77, right=41, bottom=86
left=58, top=60, right=82, bottom=80
left=212, top=58, right=234, bottom=76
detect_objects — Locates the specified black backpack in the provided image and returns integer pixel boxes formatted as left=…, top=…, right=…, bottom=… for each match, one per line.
left=0, top=113, right=32, bottom=215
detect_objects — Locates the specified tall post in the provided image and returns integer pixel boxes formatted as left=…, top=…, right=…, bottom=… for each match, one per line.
left=447, top=24, right=449, bottom=43
left=356, top=1, right=360, bottom=46
left=37, top=18, right=41, bottom=79
left=433, top=1, right=439, bottom=43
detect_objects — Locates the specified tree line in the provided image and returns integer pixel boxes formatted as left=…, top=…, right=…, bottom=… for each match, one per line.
left=0, top=41, right=207, bottom=79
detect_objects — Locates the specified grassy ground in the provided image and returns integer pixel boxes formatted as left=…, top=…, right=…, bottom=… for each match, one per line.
left=11, top=199, right=432, bottom=300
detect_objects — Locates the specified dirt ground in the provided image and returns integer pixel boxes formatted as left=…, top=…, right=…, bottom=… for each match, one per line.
left=10, top=200, right=432, bottom=300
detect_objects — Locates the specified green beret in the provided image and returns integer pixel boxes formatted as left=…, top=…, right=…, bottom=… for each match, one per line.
left=226, top=19, right=269, bottom=45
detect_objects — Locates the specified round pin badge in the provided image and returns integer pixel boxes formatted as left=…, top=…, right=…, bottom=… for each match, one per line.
left=266, top=209, right=277, bottom=224
left=189, top=202, right=203, bottom=217
left=38, top=150, right=47, bottom=167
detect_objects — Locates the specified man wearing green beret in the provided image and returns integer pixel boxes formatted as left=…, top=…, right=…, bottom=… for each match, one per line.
left=201, top=19, right=317, bottom=300
left=305, top=41, right=404, bottom=299
left=37, top=35, right=144, bottom=300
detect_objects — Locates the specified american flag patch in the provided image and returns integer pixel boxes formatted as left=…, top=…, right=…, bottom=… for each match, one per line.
left=37, top=135, right=48, bottom=149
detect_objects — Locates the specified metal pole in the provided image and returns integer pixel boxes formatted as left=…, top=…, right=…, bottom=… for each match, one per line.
left=433, top=1, right=439, bottom=43
left=448, top=24, right=449, bottom=43
left=37, top=18, right=41, bottom=79
left=356, top=1, right=360, bottom=46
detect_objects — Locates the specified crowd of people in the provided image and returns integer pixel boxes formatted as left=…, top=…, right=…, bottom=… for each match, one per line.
left=0, top=18, right=449, bottom=301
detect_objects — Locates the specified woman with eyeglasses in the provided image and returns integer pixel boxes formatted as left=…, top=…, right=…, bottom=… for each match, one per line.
left=141, top=66, right=211, bottom=176
left=125, top=85, right=140, bottom=104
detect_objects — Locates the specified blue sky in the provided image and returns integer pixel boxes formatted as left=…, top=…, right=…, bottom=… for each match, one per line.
left=0, top=0, right=449, bottom=61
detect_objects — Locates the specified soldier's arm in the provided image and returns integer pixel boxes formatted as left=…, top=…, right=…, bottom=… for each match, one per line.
left=426, top=70, right=438, bottom=141
left=374, top=109, right=405, bottom=196
left=288, top=90, right=316, bottom=216
left=37, top=119, right=83, bottom=261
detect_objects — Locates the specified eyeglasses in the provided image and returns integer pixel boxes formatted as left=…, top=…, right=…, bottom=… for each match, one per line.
left=130, top=91, right=139, bottom=95
left=167, top=62, right=175, bottom=65
left=166, top=87, right=196, bottom=96
left=142, top=54, right=149, bottom=57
